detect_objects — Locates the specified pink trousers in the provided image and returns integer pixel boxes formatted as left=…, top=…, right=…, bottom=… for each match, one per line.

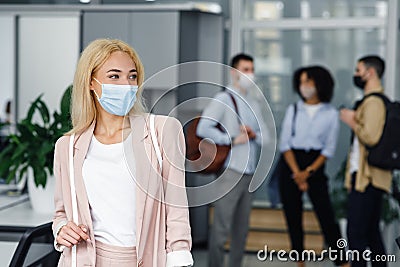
left=95, top=240, right=137, bottom=267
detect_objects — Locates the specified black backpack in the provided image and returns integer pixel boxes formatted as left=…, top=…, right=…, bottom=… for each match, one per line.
left=358, top=93, right=400, bottom=170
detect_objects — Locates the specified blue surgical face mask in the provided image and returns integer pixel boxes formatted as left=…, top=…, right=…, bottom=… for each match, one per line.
left=93, top=78, right=138, bottom=116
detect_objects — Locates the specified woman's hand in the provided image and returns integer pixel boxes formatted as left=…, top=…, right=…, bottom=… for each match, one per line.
left=298, top=182, right=308, bottom=192
left=292, top=170, right=309, bottom=185
left=56, top=221, right=90, bottom=248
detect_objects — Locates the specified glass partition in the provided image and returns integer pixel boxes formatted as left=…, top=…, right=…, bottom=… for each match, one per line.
left=236, top=0, right=388, bottom=203
left=242, top=0, right=388, bottom=20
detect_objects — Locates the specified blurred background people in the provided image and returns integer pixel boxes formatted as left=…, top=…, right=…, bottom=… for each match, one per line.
left=279, top=66, right=349, bottom=267
left=197, top=53, right=269, bottom=267
left=340, top=55, right=391, bottom=267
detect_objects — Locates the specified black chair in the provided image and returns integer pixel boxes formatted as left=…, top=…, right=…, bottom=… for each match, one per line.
left=9, top=222, right=60, bottom=267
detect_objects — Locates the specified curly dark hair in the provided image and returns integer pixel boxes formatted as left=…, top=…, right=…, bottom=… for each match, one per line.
left=293, top=65, right=335, bottom=103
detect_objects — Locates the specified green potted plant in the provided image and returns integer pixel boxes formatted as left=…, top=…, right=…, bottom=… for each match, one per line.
left=0, top=86, right=72, bottom=212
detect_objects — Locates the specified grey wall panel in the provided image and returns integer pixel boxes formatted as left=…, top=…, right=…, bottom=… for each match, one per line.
left=178, top=12, right=224, bottom=112
left=198, top=13, right=223, bottom=63
left=0, top=15, right=15, bottom=123
left=83, top=11, right=180, bottom=90
left=82, top=12, right=130, bottom=49
left=129, top=11, right=179, bottom=89
left=197, top=13, right=224, bottom=101
left=177, top=12, right=199, bottom=112
left=179, top=12, right=199, bottom=62
left=18, top=15, right=80, bottom=121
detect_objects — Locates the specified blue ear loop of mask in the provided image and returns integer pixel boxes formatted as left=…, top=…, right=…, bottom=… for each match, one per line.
left=93, top=77, right=138, bottom=116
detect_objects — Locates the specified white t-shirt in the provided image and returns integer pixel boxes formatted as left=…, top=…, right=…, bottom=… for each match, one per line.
left=82, top=133, right=136, bottom=247
left=349, top=135, right=360, bottom=174
left=303, top=102, right=323, bottom=119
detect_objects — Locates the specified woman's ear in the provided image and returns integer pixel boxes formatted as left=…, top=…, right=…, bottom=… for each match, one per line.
left=89, top=79, right=95, bottom=91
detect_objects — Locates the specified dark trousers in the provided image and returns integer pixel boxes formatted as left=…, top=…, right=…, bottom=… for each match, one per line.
left=279, top=150, right=346, bottom=265
left=347, top=173, right=386, bottom=267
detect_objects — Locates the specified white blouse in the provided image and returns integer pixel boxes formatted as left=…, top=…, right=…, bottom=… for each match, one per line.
left=82, top=133, right=136, bottom=247
left=303, top=102, right=323, bottom=119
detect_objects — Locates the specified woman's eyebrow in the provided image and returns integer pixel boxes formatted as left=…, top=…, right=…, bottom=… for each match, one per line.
left=106, top=68, right=137, bottom=73
left=107, top=69, right=122, bottom=73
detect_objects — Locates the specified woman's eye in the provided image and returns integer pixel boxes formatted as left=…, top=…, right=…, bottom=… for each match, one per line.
left=129, top=74, right=137, bottom=80
left=109, top=74, right=119, bottom=79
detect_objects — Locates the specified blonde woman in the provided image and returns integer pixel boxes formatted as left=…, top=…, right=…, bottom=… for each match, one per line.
left=52, top=39, right=193, bottom=267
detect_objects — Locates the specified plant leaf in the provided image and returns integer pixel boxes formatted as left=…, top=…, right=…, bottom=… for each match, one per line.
left=32, top=166, right=46, bottom=188
left=10, top=143, right=28, bottom=162
left=61, top=85, right=72, bottom=116
left=0, top=86, right=72, bottom=187
left=36, top=98, right=50, bottom=125
left=26, top=95, right=43, bottom=122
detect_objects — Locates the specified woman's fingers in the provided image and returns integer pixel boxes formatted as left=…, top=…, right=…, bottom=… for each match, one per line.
left=69, top=223, right=89, bottom=241
left=63, top=233, right=80, bottom=246
left=56, top=228, right=79, bottom=248
left=298, top=182, right=308, bottom=192
left=78, top=224, right=91, bottom=241
left=55, top=235, right=73, bottom=248
left=56, top=222, right=90, bottom=248
left=293, top=171, right=308, bottom=184
left=58, top=226, right=80, bottom=245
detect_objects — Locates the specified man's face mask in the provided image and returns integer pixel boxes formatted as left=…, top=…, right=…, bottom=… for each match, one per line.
left=353, top=75, right=367, bottom=90
left=93, top=77, right=138, bottom=116
left=353, top=66, right=370, bottom=90
left=238, top=73, right=255, bottom=90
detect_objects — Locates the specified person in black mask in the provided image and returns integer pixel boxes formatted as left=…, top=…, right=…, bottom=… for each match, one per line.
left=340, top=55, right=392, bottom=267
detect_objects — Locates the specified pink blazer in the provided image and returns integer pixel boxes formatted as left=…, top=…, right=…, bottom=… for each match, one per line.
left=52, top=114, right=192, bottom=266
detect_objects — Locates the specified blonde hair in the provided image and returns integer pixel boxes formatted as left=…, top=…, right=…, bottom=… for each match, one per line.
left=68, top=38, right=146, bottom=135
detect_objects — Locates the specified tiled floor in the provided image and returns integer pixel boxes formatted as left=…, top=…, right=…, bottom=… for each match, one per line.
left=192, top=249, right=400, bottom=267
